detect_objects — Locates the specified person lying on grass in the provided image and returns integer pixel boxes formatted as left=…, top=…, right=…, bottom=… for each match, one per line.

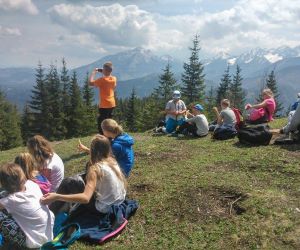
left=41, top=135, right=127, bottom=215
left=175, top=104, right=209, bottom=137
left=78, top=119, right=134, bottom=177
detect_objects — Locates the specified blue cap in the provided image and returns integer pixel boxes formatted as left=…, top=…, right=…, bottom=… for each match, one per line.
left=193, top=104, right=204, bottom=111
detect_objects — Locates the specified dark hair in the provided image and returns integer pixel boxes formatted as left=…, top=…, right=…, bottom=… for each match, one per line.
left=0, top=163, right=26, bottom=194
left=27, top=135, right=53, bottom=168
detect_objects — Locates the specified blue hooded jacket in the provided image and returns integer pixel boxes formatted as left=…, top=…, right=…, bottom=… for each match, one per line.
left=111, top=133, right=134, bottom=177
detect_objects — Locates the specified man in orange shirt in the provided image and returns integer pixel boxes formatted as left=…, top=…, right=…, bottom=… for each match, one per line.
left=89, top=62, right=117, bottom=134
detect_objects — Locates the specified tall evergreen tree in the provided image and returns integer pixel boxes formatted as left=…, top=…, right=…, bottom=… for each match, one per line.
left=230, top=64, right=245, bottom=110
left=265, top=70, right=283, bottom=115
left=67, top=71, right=85, bottom=137
left=154, top=62, right=178, bottom=107
left=21, top=103, right=35, bottom=142
left=82, top=72, right=96, bottom=135
left=181, top=35, right=206, bottom=104
left=29, top=62, right=49, bottom=135
left=205, top=86, right=216, bottom=121
left=125, top=88, right=139, bottom=132
left=45, top=64, right=66, bottom=140
left=60, top=58, right=71, bottom=130
left=216, top=65, right=231, bottom=107
left=0, top=90, right=22, bottom=150
left=138, top=95, right=162, bottom=131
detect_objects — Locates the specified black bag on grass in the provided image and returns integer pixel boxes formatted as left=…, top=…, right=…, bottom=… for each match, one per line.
left=237, top=125, right=272, bottom=145
left=213, top=126, right=237, bottom=140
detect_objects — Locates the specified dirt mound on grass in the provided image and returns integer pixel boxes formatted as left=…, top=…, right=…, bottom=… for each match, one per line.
left=168, top=187, right=248, bottom=222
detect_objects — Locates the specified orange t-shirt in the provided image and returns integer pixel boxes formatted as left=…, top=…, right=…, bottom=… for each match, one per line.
left=94, top=76, right=117, bottom=108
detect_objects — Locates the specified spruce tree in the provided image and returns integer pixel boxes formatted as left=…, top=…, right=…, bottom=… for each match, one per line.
left=216, top=65, right=231, bottom=107
left=0, top=90, right=22, bottom=150
left=205, top=86, right=216, bottom=121
left=61, top=58, right=71, bottom=131
left=138, top=96, right=162, bottom=131
left=29, top=62, right=49, bottom=135
left=67, top=71, right=85, bottom=137
left=125, top=88, right=139, bottom=132
left=230, top=64, right=245, bottom=110
left=154, top=62, right=178, bottom=107
left=45, top=64, right=66, bottom=140
left=21, top=103, right=35, bottom=142
left=181, top=35, right=206, bottom=104
left=265, top=70, right=283, bottom=115
left=82, top=72, right=96, bottom=135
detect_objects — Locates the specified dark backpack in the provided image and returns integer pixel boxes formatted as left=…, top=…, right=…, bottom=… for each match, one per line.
left=213, top=126, right=237, bottom=140
left=237, top=125, right=272, bottom=145
left=232, top=107, right=244, bottom=130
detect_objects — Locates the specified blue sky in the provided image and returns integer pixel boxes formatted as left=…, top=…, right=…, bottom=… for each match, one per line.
left=1, top=0, right=300, bottom=68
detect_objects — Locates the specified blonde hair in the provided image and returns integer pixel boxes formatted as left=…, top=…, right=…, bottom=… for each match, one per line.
left=88, top=135, right=127, bottom=189
left=221, top=99, right=230, bottom=107
left=262, top=88, right=273, bottom=98
left=101, top=119, right=123, bottom=136
left=0, top=163, right=26, bottom=194
left=14, top=153, right=38, bottom=180
left=27, top=135, right=53, bottom=168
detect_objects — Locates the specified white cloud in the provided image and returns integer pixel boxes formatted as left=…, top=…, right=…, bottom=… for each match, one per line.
left=0, top=25, right=22, bottom=36
left=0, top=0, right=38, bottom=15
left=44, top=1, right=300, bottom=59
left=48, top=3, right=156, bottom=47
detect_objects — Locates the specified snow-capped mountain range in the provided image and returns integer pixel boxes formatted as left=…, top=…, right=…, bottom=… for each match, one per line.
left=1, top=46, right=300, bottom=111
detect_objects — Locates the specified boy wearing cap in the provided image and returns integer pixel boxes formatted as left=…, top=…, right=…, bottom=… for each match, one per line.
left=165, top=90, right=187, bottom=133
left=89, top=62, right=116, bottom=134
left=176, top=104, right=209, bottom=137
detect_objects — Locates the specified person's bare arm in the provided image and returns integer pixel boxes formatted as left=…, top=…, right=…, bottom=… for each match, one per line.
left=250, top=100, right=267, bottom=109
left=78, top=139, right=90, bottom=153
left=41, top=170, right=97, bottom=205
left=89, top=69, right=98, bottom=86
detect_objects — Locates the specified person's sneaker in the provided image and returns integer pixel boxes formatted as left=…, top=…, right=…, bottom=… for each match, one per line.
left=177, top=133, right=185, bottom=138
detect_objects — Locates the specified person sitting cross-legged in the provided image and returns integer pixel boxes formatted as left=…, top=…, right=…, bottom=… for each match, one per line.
left=176, top=104, right=209, bottom=137
left=164, top=90, right=187, bottom=133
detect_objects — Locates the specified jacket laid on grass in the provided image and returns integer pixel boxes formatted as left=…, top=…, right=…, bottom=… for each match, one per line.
left=111, top=133, right=134, bottom=177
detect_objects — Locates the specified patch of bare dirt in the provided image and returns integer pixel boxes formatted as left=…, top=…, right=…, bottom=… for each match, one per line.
left=167, top=187, right=248, bottom=222
left=129, top=183, right=156, bottom=194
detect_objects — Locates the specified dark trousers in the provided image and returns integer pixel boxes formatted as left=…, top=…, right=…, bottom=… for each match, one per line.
left=98, top=108, right=114, bottom=134
left=177, top=122, right=198, bottom=137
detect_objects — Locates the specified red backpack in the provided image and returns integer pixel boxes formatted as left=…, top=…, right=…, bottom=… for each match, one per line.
left=232, top=107, right=244, bottom=130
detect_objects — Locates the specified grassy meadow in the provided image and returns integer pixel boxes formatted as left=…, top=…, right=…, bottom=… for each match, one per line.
left=0, top=118, right=299, bottom=250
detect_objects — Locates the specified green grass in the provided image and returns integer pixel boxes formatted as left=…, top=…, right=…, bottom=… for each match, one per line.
left=1, top=118, right=300, bottom=249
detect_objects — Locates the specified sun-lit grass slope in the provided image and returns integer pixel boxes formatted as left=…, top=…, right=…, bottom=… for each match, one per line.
left=0, top=118, right=299, bottom=249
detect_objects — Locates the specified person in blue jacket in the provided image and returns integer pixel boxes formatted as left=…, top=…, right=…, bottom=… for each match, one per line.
left=78, top=119, right=134, bottom=177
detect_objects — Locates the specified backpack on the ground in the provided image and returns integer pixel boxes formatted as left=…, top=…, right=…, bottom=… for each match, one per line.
left=232, top=107, right=244, bottom=130
left=237, top=125, right=272, bottom=146
left=213, top=126, right=237, bottom=140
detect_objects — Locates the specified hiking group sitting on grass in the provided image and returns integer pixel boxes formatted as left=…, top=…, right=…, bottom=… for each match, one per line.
left=155, top=88, right=300, bottom=144
left=0, top=119, right=137, bottom=249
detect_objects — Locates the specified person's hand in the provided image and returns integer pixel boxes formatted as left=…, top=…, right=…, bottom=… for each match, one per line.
left=213, top=107, right=218, bottom=112
left=40, top=193, right=58, bottom=205
left=245, top=104, right=252, bottom=110
left=77, top=139, right=86, bottom=152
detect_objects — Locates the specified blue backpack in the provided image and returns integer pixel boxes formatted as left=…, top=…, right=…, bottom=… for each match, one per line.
left=40, top=223, right=80, bottom=250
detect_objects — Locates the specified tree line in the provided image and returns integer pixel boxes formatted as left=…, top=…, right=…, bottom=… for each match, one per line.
left=0, top=36, right=282, bottom=150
